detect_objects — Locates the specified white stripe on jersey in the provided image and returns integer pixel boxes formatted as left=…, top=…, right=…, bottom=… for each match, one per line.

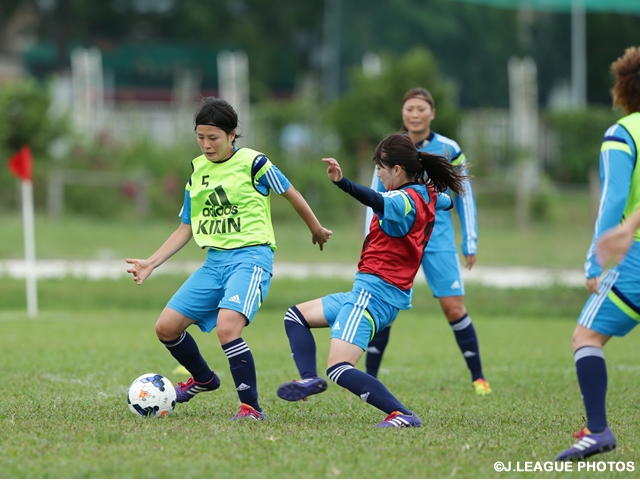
left=242, top=265, right=263, bottom=318
left=264, top=167, right=286, bottom=194
left=579, top=271, right=619, bottom=329
left=458, top=172, right=477, bottom=254
left=342, top=289, right=372, bottom=344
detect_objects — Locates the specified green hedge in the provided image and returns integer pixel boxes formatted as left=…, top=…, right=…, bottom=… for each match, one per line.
left=544, top=107, right=621, bottom=184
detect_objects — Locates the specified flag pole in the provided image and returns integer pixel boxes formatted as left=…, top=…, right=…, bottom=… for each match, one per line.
left=8, top=145, right=38, bottom=318
left=21, top=179, right=38, bottom=317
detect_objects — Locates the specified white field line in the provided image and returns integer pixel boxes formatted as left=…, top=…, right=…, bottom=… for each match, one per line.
left=0, top=259, right=586, bottom=289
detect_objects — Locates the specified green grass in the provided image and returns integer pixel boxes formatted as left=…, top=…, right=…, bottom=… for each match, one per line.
left=0, top=190, right=597, bottom=267
left=1, top=278, right=638, bottom=478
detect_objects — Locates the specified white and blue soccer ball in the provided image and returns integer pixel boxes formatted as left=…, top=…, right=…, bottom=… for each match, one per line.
left=127, top=373, right=177, bottom=417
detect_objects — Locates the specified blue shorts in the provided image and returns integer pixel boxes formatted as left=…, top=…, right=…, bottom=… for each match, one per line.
left=167, top=262, right=271, bottom=333
left=578, top=242, right=640, bottom=337
left=421, top=250, right=465, bottom=297
left=322, top=287, right=399, bottom=351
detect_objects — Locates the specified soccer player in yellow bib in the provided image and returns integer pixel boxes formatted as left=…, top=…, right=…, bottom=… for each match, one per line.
left=556, top=47, right=640, bottom=461
left=126, top=97, right=332, bottom=420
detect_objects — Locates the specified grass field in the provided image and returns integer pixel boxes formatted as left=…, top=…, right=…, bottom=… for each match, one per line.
left=1, top=277, right=639, bottom=479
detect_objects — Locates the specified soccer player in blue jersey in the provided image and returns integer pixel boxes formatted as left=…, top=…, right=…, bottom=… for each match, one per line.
left=364, top=87, right=490, bottom=395
left=125, top=97, right=332, bottom=421
left=276, top=133, right=468, bottom=427
left=556, top=46, right=640, bottom=461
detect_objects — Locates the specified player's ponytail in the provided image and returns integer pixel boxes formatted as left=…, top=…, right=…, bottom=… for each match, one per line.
left=418, top=150, right=467, bottom=195
left=374, top=133, right=468, bottom=195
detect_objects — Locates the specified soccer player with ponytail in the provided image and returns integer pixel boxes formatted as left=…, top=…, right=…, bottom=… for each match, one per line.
left=276, top=133, right=466, bottom=427
left=363, top=88, right=490, bottom=395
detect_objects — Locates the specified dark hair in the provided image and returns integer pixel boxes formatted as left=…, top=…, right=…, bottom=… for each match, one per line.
left=373, top=133, right=467, bottom=195
left=611, top=47, right=640, bottom=115
left=194, top=97, right=242, bottom=143
left=400, top=87, right=435, bottom=132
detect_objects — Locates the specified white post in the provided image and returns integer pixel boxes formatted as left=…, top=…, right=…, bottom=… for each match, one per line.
left=217, top=51, right=250, bottom=145
left=21, top=180, right=38, bottom=317
left=571, top=0, right=587, bottom=108
left=508, top=56, right=539, bottom=230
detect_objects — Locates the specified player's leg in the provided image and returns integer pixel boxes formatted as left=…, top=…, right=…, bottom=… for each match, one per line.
left=161, top=267, right=224, bottom=402
left=556, top=255, right=640, bottom=460
left=277, top=297, right=331, bottom=401
left=424, top=251, right=490, bottom=393
left=365, top=325, right=391, bottom=378
left=323, top=291, right=420, bottom=427
left=556, top=323, right=615, bottom=460
left=217, top=264, right=272, bottom=420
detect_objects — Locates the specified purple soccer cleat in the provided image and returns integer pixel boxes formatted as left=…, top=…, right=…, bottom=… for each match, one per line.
left=555, top=427, right=617, bottom=461
left=374, top=411, right=422, bottom=428
left=277, top=377, right=328, bottom=402
left=175, top=372, right=221, bottom=403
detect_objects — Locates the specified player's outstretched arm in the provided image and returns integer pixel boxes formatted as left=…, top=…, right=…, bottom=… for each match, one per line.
left=281, top=185, right=332, bottom=251
left=126, top=221, right=193, bottom=285
left=596, top=209, right=640, bottom=267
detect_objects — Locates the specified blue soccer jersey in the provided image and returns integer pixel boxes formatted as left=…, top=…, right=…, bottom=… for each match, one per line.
left=585, top=124, right=637, bottom=279
left=336, top=178, right=451, bottom=310
left=178, top=152, right=291, bottom=273
left=365, top=132, right=478, bottom=256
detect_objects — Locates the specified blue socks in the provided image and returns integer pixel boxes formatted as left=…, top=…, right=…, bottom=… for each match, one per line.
left=575, top=346, right=608, bottom=433
left=284, top=306, right=318, bottom=379
left=327, top=361, right=410, bottom=415
left=222, top=337, right=261, bottom=412
left=450, top=314, right=484, bottom=381
left=365, top=326, right=391, bottom=378
left=160, top=331, right=212, bottom=383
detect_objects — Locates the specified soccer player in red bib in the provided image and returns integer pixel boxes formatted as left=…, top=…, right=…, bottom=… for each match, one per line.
left=276, top=133, right=468, bottom=427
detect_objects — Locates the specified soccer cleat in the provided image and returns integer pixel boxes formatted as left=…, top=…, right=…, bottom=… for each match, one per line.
left=277, top=377, right=328, bottom=402
left=555, top=427, right=617, bottom=461
left=231, top=403, right=265, bottom=420
left=374, top=411, right=422, bottom=428
left=472, top=378, right=492, bottom=395
left=175, top=373, right=221, bottom=403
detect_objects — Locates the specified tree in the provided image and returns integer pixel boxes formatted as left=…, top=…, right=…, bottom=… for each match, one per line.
left=326, top=46, right=460, bottom=181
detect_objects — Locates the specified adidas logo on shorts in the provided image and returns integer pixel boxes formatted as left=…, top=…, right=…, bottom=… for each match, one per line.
left=228, top=295, right=241, bottom=304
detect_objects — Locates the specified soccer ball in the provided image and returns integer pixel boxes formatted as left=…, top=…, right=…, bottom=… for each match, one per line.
left=127, top=373, right=177, bottom=417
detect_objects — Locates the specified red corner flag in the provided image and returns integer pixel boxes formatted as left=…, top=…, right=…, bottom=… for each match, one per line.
left=8, top=145, right=33, bottom=181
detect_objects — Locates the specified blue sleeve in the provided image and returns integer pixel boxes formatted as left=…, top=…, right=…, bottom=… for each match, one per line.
left=179, top=189, right=191, bottom=224
left=333, top=177, right=385, bottom=212
left=436, top=192, right=453, bottom=211
left=254, top=156, right=291, bottom=195
left=377, top=190, right=416, bottom=237
left=585, top=124, right=636, bottom=278
left=454, top=166, right=478, bottom=256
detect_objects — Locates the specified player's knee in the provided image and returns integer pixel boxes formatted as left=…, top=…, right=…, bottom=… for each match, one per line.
left=155, top=320, right=180, bottom=342
left=216, top=320, right=244, bottom=345
left=285, top=305, right=309, bottom=328
left=572, top=324, right=610, bottom=351
left=444, top=306, right=467, bottom=322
